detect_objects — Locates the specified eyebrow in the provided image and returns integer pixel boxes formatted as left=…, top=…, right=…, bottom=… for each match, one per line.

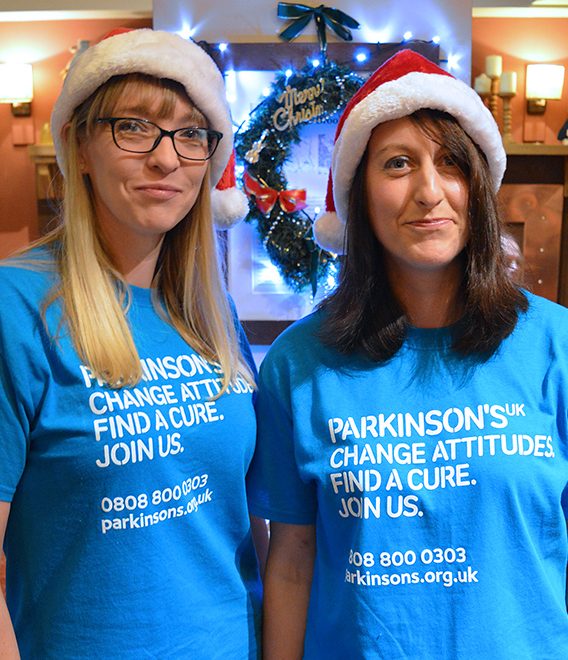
left=113, top=105, right=204, bottom=125
left=112, top=104, right=160, bottom=118
left=372, top=143, right=413, bottom=156
left=373, top=141, right=448, bottom=158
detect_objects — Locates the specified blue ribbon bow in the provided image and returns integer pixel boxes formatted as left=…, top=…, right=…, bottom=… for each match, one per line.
left=277, top=2, right=360, bottom=56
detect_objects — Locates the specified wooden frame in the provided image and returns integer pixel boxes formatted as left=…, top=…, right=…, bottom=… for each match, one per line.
left=205, top=40, right=440, bottom=73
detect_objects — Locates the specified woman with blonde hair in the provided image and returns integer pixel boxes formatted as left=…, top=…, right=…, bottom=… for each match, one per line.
left=0, top=29, right=264, bottom=658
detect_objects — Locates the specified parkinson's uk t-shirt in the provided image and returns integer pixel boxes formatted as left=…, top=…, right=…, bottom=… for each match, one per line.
left=249, top=293, right=568, bottom=659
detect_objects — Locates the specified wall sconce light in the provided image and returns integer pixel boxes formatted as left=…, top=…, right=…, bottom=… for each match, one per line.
left=0, top=62, right=34, bottom=116
left=525, top=63, right=565, bottom=115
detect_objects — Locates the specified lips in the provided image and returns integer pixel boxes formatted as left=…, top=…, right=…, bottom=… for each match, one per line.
left=407, top=218, right=453, bottom=228
left=135, top=184, right=183, bottom=200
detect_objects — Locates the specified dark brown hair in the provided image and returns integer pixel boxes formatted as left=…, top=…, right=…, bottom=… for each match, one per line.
left=318, top=109, right=528, bottom=361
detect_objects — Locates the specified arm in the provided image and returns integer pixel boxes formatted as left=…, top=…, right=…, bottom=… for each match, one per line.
left=263, top=521, right=316, bottom=660
left=0, top=501, right=19, bottom=659
left=250, top=514, right=269, bottom=579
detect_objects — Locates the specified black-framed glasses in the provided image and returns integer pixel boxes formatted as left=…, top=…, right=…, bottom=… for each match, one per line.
left=96, top=117, right=223, bottom=161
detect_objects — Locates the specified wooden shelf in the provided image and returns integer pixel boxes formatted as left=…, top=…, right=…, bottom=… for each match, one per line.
left=27, top=143, right=61, bottom=234
left=504, top=142, right=568, bottom=157
left=28, top=143, right=56, bottom=161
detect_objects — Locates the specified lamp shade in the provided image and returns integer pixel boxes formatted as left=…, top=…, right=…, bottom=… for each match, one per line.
left=0, top=63, right=33, bottom=103
left=526, top=63, right=565, bottom=100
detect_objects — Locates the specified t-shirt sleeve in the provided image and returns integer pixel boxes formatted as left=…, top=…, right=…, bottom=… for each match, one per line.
left=227, top=294, right=258, bottom=380
left=247, top=354, right=317, bottom=524
left=0, top=360, right=29, bottom=501
left=0, top=275, right=41, bottom=502
left=237, top=325, right=258, bottom=381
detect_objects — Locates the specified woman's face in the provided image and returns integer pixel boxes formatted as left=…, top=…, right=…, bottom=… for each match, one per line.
left=79, top=81, right=209, bottom=256
left=364, top=116, right=469, bottom=282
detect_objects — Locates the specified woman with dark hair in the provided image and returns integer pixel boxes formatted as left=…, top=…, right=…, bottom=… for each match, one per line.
left=0, top=29, right=265, bottom=658
left=248, top=50, right=568, bottom=658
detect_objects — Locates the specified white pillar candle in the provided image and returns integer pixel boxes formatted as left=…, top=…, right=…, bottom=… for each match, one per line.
left=499, top=71, right=517, bottom=94
left=485, top=55, right=503, bottom=78
left=474, top=73, right=492, bottom=94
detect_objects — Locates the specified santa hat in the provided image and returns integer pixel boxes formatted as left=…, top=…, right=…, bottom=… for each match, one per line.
left=314, top=49, right=506, bottom=253
left=51, top=28, right=247, bottom=229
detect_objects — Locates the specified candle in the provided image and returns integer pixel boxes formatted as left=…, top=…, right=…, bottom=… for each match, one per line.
left=485, top=55, right=503, bottom=78
left=474, top=73, right=492, bottom=94
left=499, top=71, right=517, bottom=95
left=39, top=122, right=53, bottom=145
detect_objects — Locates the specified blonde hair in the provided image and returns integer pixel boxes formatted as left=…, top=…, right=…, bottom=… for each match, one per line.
left=25, top=74, right=253, bottom=392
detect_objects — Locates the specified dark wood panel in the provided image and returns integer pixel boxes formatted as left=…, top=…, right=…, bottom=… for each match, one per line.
left=499, top=184, right=563, bottom=302
left=558, top=202, right=568, bottom=307
left=242, top=320, right=292, bottom=345
left=504, top=155, right=564, bottom=185
left=204, top=41, right=439, bottom=73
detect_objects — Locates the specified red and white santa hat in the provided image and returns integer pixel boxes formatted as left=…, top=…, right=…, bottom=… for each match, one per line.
left=314, top=49, right=506, bottom=253
left=51, top=28, right=248, bottom=229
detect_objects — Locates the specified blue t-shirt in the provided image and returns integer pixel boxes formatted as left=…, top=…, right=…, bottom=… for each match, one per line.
left=249, top=292, right=568, bottom=659
left=0, top=251, right=262, bottom=659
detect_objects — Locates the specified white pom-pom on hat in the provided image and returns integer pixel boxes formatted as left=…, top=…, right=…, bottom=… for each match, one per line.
left=51, top=28, right=247, bottom=228
left=313, top=210, right=346, bottom=254
left=211, top=150, right=249, bottom=229
left=313, top=49, right=506, bottom=254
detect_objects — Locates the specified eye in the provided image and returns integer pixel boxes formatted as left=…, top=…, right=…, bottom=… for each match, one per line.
left=114, top=118, right=150, bottom=135
left=384, top=156, right=409, bottom=171
left=177, top=127, right=204, bottom=141
left=440, top=152, right=458, bottom=168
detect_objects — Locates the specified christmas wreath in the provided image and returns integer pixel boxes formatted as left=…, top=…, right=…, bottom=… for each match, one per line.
left=234, top=60, right=362, bottom=294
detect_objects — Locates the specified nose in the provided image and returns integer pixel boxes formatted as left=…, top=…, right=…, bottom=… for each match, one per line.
left=146, top=135, right=180, bottom=173
left=414, top=161, right=444, bottom=209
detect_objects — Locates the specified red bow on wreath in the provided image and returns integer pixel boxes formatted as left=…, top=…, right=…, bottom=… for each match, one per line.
left=243, top=171, right=307, bottom=215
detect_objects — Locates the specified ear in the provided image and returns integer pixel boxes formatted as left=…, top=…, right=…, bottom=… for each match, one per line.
left=62, top=121, right=89, bottom=174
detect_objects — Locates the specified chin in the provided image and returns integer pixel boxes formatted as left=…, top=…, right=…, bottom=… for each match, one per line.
left=139, top=216, right=185, bottom=234
left=417, top=256, right=464, bottom=272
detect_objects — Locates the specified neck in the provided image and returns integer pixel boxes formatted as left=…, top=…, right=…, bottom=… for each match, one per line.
left=119, top=245, right=162, bottom=287
left=104, top=234, right=163, bottom=288
left=95, top=212, right=164, bottom=287
left=389, top=262, right=464, bottom=329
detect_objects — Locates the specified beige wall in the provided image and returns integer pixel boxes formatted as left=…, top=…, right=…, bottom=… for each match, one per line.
left=472, top=16, right=568, bottom=145
left=0, top=17, right=151, bottom=259
left=0, top=0, right=150, bottom=12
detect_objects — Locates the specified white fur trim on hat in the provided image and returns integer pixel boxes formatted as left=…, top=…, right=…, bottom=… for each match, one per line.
left=51, top=29, right=232, bottom=188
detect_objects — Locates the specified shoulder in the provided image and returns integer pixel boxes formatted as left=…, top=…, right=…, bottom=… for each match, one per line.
left=0, top=246, right=58, bottom=294
left=259, top=309, right=353, bottom=389
left=519, top=291, right=568, bottom=333
left=0, top=247, right=58, bottom=319
left=506, top=291, right=568, bottom=361
left=263, top=310, right=325, bottom=365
